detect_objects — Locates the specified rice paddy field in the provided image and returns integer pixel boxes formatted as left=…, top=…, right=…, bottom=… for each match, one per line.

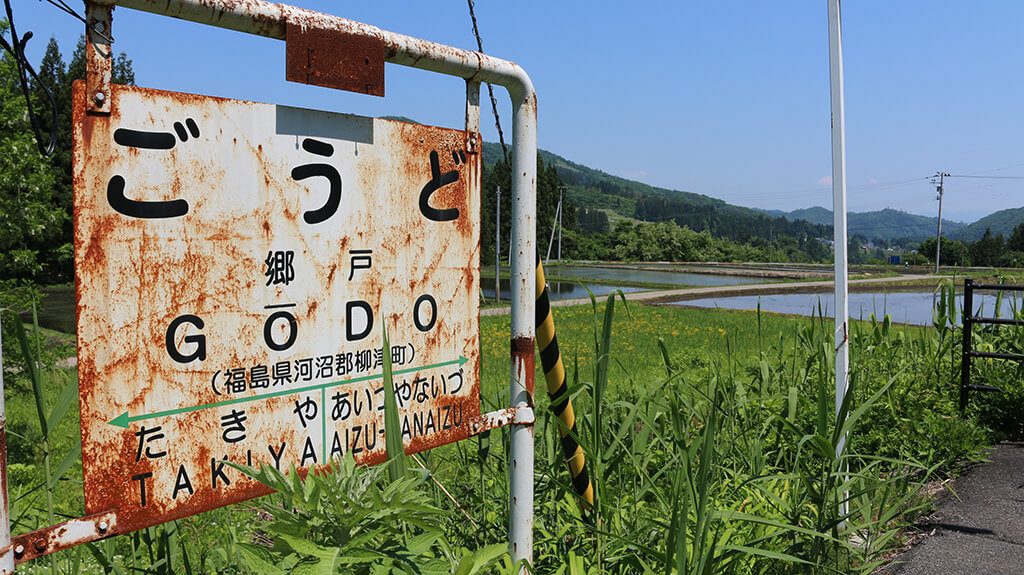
left=3, top=281, right=1022, bottom=574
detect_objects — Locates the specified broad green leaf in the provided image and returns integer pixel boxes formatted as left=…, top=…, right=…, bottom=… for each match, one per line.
left=46, top=377, right=78, bottom=433
left=382, top=323, right=408, bottom=482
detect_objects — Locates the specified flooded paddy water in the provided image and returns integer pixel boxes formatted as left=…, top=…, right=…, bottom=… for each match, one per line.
left=483, top=264, right=769, bottom=302
left=673, top=290, right=1024, bottom=326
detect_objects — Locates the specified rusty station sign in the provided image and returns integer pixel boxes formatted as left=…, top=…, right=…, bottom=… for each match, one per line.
left=71, top=82, right=482, bottom=532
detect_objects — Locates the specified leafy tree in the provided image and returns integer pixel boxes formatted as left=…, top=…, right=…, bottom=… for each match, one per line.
left=480, top=154, right=511, bottom=264
left=1, top=21, right=64, bottom=280
left=969, top=228, right=1004, bottom=267
left=848, top=235, right=867, bottom=264
left=918, top=237, right=970, bottom=267
left=1008, top=223, right=1024, bottom=252
left=20, top=35, right=137, bottom=283
left=578, top=207, right=610, bottom=234
left=480, top=153, right=569, bottom=262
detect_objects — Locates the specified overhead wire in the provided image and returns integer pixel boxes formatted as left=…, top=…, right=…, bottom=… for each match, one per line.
left=40, top=0, right=114, bottom=43
left=724, top=175, right=931, bottom=202
left=1, top=0, right=120, bottom=157
left=950, top=174, right=1024, bottom=180
left=955, top=161, right=1024, bottom=177
left=727, top=167, right=1024, bottom=205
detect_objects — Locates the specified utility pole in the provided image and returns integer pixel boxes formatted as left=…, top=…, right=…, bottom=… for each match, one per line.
left=495, top=186, right=501, bottom=303
left=545, top=196, right=562, bottom=264
left=931, top=172, right=950, bottom=274
left=557, top=186, right=564, bottom=261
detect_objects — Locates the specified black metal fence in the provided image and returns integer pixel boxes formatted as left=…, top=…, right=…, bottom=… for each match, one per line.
left=959, top=278, right=1024, bottom=413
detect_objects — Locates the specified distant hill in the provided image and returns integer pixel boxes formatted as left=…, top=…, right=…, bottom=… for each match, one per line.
left=482, top=142, right=725, bottom=213
left=955, top=207, right=1024, bottom=241
left=481, top=142, right=829, bottom=243
left=850, top=209, right=965, bottom=241
left=478, top=141, right=1022, bottom=245
left=766, top=207, right=966, bottom=242
left=786, top=207, right=834, bottom=226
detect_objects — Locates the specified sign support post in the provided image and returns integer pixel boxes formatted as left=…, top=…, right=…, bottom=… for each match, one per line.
left=509, top=79, right=537, bottom=570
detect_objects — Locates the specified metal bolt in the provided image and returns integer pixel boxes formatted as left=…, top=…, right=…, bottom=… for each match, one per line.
left=93, top=21, right=106, bottom=33
left=94, top=91, right=106, bottom=104
left=98, top=521, right=108, bottom=533
left=13, top=545, right=23, bottom=557
left=33, top=538, right=46, bottom=551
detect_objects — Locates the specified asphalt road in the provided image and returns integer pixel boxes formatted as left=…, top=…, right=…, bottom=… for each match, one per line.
left=880, top=443, right=1024, bottom=575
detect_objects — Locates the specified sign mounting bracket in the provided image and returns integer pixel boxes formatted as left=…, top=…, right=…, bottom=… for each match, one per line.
left=85, top=2, right=113, bottom=114
left=285, top=23, right=386, bottom=96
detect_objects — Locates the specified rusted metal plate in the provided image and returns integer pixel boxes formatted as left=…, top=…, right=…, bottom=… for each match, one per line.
left=72, top=81, right=481, bottom=533
left=11, top=512, right=117, bottom=565
left=285, top=22, right=385, bottom=96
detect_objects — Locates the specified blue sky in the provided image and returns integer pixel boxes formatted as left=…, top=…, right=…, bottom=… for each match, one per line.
left=13, top=1, right=1024, bottom=222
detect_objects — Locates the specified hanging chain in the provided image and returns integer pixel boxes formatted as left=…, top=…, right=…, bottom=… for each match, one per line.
left=466, top=0, right=509, bottom=165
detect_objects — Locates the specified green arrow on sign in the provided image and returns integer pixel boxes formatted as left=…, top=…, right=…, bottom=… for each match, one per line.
left=109, top=355, right=469, bottom=429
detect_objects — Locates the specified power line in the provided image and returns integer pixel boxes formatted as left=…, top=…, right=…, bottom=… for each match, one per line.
left=950, top=174, right=1024, bottom=180
left=40, top=0, right=114, bottom=43
left=725, top=175, right=930, bottom=201
left=723, top=167, right=1024, bottom=203
left=707, top=160, right=1024, bottom=204
left=957, top=161, right=1024, bottom=177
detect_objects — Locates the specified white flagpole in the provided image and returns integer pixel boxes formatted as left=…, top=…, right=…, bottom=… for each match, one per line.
left=827, top=0, right=850, bottom=520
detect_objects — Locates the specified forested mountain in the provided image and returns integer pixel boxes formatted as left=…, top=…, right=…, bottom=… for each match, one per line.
left=956, top=207, right=1024, bottom=241
left=849, top=209, right=966, bottom=241
left=481, top=142, right=829, bottom=244
left=765, top=207, right=968, bottom=242
left=481, top=142, right=1024, bottom=253
left=778, top=207, right=833, bottom=226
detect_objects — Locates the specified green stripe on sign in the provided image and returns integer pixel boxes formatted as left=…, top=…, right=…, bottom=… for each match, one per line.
left=108, top=355, right=468, bottom=428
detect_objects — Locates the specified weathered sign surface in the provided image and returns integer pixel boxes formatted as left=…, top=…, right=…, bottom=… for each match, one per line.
left=72, top=82, right=481, bottom=532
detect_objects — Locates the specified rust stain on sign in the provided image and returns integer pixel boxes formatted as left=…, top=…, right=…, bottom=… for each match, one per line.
left=285, top=23, right=385, bottom=96
left=72, top=81, right=481, bottom=533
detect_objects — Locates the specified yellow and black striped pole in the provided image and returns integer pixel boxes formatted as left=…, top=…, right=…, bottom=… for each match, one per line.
left=535, top=258, right=594, bottom=509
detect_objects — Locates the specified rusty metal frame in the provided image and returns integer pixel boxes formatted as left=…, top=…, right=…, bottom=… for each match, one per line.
left=0, top=1, right=536, bottom=572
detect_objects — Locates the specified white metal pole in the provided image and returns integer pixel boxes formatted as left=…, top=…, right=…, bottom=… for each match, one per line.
left=0, top=315, right=13, bottom=574
left=827, top=0, right=850, bottom=520
left=508, top=89, right=536, bottom=573
left=496, top=185, right=501, bottom=303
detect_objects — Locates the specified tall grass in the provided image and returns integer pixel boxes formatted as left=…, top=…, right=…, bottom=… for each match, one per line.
left=2, top=282, right=1017, bottom=574
left=3, top=292, right=193, bottom=575
left=6, top=294, right=82, bottom=575
left=438, top=293, right=997, bottom=574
